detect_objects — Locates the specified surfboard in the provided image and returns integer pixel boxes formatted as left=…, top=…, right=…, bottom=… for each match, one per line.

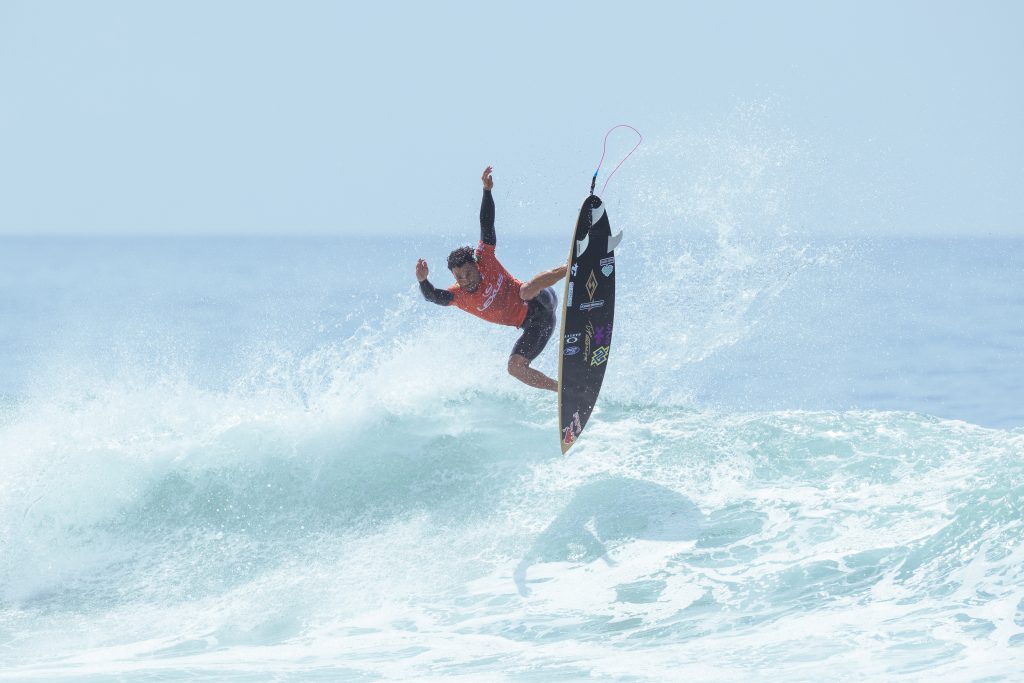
left=557, top=194, right=622, bottom=453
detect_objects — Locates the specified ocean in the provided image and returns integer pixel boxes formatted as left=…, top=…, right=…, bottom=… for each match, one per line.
left=1, top=225, right=1022, bottom=680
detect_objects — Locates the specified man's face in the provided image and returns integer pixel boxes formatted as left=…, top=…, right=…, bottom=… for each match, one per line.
left=450, top=263, right=481, bottom=293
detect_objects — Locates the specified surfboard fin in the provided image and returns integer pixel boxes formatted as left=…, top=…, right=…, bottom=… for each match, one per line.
left=607, top=230, right=623, bottom=252
left=591, top=203, right=606, bottom=226
left=575, top=232, right=590, bottom=257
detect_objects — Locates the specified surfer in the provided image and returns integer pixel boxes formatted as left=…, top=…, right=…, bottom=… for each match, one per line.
left=416, top=166, right=568, bottom=392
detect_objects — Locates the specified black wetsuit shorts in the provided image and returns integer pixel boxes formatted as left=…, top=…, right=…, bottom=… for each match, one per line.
left=512, top=287, right=558, bottom=361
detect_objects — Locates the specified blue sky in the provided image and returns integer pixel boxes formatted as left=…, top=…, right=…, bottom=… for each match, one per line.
left=1, top=1, right=1021, bottom=236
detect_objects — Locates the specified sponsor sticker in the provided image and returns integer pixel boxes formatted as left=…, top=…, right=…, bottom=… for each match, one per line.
left=564, top=346, right=580, bottom=356
left=567, top=282, right=574, bottom=307
left=579, top=300, right=604, bottom=311
left=563, top=411, right=584, bottom=446
left=584, top=321, right=594, bottom=361
left=600, top=256, right=614, bottom=277
left=564, top=332, right=581, bottom=344
left=590, top=346, right=610, bottom=366
left=586, top=270, right=598, bottom=300
left=570, top=262, right=578, bottom=277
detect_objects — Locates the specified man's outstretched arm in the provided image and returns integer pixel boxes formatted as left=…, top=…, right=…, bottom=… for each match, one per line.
left=480, top=165, right=496, bottom=247
left=520, top=263, right=568, bottom=301
left=416, top=258, right=454, bottom=305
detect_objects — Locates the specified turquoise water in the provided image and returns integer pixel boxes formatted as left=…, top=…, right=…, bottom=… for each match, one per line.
left=1, top=225, right=1022, bottom=678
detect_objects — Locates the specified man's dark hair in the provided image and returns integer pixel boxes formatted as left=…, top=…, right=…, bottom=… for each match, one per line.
left=447, top=246, right=477, bottom=270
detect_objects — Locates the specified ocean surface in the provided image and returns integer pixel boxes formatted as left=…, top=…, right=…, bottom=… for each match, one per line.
left=1, top=227, right=1022, bottom=681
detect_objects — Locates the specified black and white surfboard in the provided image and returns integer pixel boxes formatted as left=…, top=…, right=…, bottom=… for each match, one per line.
left=557, top=194, right=622, bottom=453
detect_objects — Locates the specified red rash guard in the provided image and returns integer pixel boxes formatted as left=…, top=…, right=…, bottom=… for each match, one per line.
left=448, top=243, right=529, bottom=328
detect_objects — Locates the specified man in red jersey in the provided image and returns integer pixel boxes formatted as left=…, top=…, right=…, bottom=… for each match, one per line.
left=416, top=166, right=568, bottom=391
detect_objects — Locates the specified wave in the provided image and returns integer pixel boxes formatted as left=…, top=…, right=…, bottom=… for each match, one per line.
left=2, top=364, right=1022, bottom=679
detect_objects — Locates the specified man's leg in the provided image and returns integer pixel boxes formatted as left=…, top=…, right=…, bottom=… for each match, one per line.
left=509, top=288, right=559, bottom=392
left=508, top=354, right=558, bottom=392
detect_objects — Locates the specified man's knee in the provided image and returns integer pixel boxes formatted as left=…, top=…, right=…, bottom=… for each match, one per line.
left=508, top=354, right=530, bottom=376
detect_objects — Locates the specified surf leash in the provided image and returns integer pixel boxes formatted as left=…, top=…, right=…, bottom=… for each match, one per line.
left=590, top=124, right=643, bottom=197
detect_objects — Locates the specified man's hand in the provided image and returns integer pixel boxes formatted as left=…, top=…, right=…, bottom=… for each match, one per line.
left=481, top=165, right=493, bottom=191
left=416, top=258, right=429, bottom=282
